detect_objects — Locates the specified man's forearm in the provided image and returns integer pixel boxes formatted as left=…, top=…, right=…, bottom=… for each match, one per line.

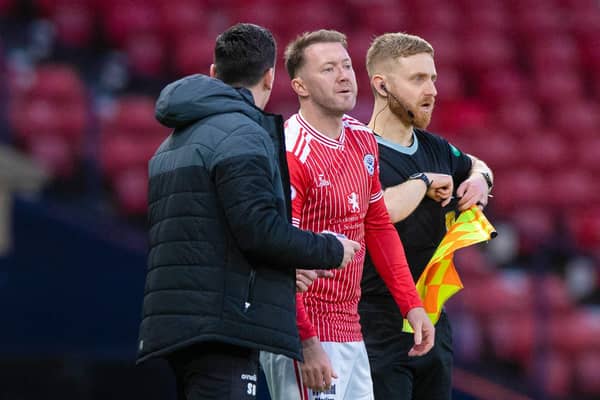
left=383, top=179, right=428, bottom=223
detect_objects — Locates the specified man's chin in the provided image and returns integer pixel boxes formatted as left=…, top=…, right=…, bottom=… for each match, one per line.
left=414, top=114, right=432, bottom=129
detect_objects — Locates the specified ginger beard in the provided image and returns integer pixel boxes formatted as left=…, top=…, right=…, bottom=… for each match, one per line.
left=387, top=92, right=434, bottom=129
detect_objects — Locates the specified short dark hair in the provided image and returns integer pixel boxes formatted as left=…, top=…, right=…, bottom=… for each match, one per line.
left=214, top=23, right=276, bottom=87
left=284, top=30, right=347, bottom=79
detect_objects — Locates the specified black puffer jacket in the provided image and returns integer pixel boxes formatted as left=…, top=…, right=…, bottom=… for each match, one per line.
left=137, top=75, right=343, bottom=363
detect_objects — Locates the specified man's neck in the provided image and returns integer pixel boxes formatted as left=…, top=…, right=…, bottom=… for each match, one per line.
left=299, top=103, right=344, bottom=139
left=368, top=103, right=414, bottom=147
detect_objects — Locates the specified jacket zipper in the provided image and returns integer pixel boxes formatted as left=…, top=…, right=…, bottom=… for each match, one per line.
left=243, top=269, right=256, bottom=313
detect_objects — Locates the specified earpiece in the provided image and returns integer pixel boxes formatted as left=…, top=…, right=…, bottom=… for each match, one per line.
left=381, top=83, right=415, bottom=121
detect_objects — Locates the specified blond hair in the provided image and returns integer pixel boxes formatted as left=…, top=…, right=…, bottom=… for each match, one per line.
left=284, top=30, right=348, bottom=78
left=366, top=33, right=434, bottom=77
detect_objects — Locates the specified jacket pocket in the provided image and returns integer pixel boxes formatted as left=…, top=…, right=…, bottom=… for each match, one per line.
left=243, top=269, right=256, bottom=313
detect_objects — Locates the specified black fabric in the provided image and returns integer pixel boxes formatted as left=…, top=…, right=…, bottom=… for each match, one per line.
left=361, top=308, right=453, bottom=400
left=137, top=74, right=344, bottom=364
left=361, top=128, right=472, bottom=295
left=168, top=342, right=260, bottom=400
left=359, top=128, right=471, bottom=399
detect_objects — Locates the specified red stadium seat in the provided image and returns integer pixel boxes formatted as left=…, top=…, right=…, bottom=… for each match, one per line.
left=510, top=207, right=555, bottom=253
left=539, top=274, right=573, bottom=314
left=519, top=134, right=568, bottom=173
left=434, top=99, right=490, bottom=135
left=0, top=0, right=15, bottom=15
left=113, top=168, right=148, bottom=216
left=530, top=36, right=580, bottom=73
left=348, top=1, right=408, bottom=34
left=124, top=33, right=166, bottom=78
left=103, top=1, right=161, bottom=46
left=107, top=96, right=163, bottom=136
left=433, top=67, right=465, bottom=103
left=527, top=351, right=573, bottom=399
left=575, top=350, right=600, bottom=396
left=513, top=5, right=564, bottom=42
left=172, top=33, right=214, bottom=77
left=487, top=312, right=535, bottom=366
left=464, top=134, right=519, bottom=173
left=51, top=1, right=95, bottom=47
left=579, top=36, right=600, bottom=75
left=459, top=33, right=516, bottom=77
left=534, top=69, right=583, bottom=106
left=29, top=134, right=76, bottom=179
left=549, top=170, right=597, bottom=210
left=159, top=0, right=209, bottom=41
left=228, top=1, right=284, bottom=36
left=269, top=67, right=295, bottom=104
left=550, top=100, right=599, bottom=139
left=493, top=99, right=542, bottom=135
left=567, top=5, right=600, bottom=40
left=412, top=3, right=460, bottom=34
left=281, top=3, right=347, bottom=35
left=479, top=68, right=530, bottom=105
left=575, top=136, right=600, bottom=173
left=460, top=2, right=511, bottom=35
left=30, top=64, right=86, bottom=103
left=569, top=207, right=600, bottom=251
left=493, top=169, right=545, bottom=214
left=424, top=34, right=461, bottom=70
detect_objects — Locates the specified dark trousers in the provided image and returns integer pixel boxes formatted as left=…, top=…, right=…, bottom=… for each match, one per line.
left=361, top=306, right=454, bottom=400
left=167, top=342, right=259, bottom=400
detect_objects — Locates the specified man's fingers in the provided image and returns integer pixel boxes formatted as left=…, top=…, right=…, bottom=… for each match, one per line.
left=413, top=322, right=423, bottom=345
left=322, top=367, right=333, bottom=388
left=315, top=269, right=334, bottom=278
left=441, top=196, right=452, bottom=207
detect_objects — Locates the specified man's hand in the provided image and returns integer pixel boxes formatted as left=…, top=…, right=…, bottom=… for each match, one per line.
left=296, top=269, right=334, bottom=292
left=406, top=307, right=435, bottom=356
left=337, top=238, right=361, bottom=269
left=456, top=173, right=488, bottom=211
left=425, top=173, right=454, bottom=207
left=300, top=337, right=338, bottom=392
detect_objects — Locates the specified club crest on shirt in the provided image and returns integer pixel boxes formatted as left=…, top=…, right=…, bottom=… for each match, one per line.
left=363, top=154, right=375, bottom=175
left=348, top=192, right=360, bottom=213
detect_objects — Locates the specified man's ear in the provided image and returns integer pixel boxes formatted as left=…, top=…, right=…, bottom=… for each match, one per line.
left=291, top=77, right=308, bottom=97
left=209, top=64, right=217, bottom=78
left=263, top=67, right=275, bottom=91
left=372, top=75, right=387, bottom=97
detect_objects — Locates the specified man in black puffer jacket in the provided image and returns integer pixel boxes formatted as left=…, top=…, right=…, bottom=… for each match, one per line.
left=136, top=24, right=360, bottom=400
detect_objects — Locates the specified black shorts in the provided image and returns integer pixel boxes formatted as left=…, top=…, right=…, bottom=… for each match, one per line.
left=360, top=305, right=454, bottom=400
left=167, top=342, right=259, bottom=400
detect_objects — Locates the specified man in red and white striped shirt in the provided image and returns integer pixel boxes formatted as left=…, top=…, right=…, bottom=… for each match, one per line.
left=260, top=30, right=434, bottom=400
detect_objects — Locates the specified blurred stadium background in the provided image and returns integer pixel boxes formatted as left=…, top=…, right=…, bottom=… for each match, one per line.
left=0, top=0, right=598, bottom=399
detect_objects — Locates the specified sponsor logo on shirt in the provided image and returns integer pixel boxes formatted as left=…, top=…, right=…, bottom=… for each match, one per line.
left=363, top=154, right=375, bottom=175
left=316, top=173, right=331, bottom=188
left=240, top=373, right=257, bottom=397
left=312, top=383, right=337, bottom=400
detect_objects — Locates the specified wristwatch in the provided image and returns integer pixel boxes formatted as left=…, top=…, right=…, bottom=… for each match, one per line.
left=480, top=171, right=493, bottom=192
left=408, top=172, right=432, bottom=189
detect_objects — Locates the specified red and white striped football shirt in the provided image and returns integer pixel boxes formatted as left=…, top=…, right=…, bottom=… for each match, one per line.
left=286, top=112, right=422, bottom=343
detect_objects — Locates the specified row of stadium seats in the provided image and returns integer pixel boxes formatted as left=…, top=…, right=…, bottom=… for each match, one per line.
left=2, top=0, right=598, bottom=81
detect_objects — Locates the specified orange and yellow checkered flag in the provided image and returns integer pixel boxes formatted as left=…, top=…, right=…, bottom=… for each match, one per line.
left=403, top=206, right=496, bottom=333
